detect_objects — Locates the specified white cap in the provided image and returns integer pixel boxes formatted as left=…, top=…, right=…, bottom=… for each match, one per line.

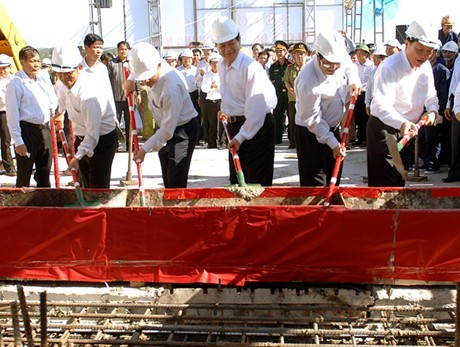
left=42, top=58, right=52, bottom=67
left=405, top=21, right=439, bottom=49
left=202, top=41, right=214, bottom=50
left=211, top=16, right=239, bottom=44
left=162, top=50, right=177, bottom=60
left=209, top=53, right=221, bottom=62
left=0, top=54, right=13, bottom=67
left=314, top=30, right=348, bottom=63
left=128, top=42, right=160, bottom=81
left=384, top=38, right=402, bottom=50
left=180, top=48, right=193, bottom=58
left=373, top=43, right=387, bottom=57
left=442, top=40, right=458, bottom=52
left=51, top=46, right=82, bottom=72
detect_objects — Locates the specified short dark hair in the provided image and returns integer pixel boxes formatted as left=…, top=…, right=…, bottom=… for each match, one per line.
left=252, top=43, right=264, bottom=50
left=258, top=49, right=269, bottom=57
left=19, top=46, right=39, bottom=61
left=117, top=41, right=131, bottom=49
left=84, top=33, right=104, bottom=47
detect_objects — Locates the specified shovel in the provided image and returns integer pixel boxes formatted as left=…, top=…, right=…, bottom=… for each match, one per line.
left=56, top=120, right=100, bottom=207
left=220, top=114, right=246, bottom=187
left=324, top=93, right=357, bottom=206
left=385, top=118, right=427, bottom=179
left=123, top=65, right=146, bottom=206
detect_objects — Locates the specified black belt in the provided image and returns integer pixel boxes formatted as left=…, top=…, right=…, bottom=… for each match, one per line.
left=211, top=99, right=221, bottom=104
left=227, top=116, right=245, bottom=124
left=20, top=120, right=49, bottom=129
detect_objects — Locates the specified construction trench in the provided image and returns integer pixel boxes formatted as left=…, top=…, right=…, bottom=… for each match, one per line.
left=1, top=185, right=460, bottom=345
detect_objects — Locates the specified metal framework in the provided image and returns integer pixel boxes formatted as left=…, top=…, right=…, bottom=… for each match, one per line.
left=88, top=0, right=103, bottom=37
left=148, top=0, right=162, bottom=51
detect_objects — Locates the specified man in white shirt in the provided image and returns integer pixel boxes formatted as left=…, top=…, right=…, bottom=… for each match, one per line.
left=368, top=21, right=439, bottom=187
left=0, top=54, right=15, bottom=176
left=294, top=31, right=360, bottom=186
left=52, top=45, right=118, bottom=189
left=124, top=43, right=199, bottom=188
left=5, top=46, right=57, bottom=187
left=353, top=43, right=375, bottom=147
left=211, top=16, right=277, bottom=186
left=201, top=53, right=222, bottom=148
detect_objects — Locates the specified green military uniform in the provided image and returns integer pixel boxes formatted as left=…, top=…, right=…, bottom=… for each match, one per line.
left=269, top=40, right=290, bottom=144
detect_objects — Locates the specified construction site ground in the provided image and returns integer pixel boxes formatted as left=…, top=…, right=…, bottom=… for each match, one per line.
left=0, top=134, right=457, bottom=189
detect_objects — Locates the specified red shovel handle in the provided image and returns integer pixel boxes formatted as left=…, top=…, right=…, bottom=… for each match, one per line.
left=398, top=118, right=427, bottom=150
left=325, top=93, right=357, bottom=205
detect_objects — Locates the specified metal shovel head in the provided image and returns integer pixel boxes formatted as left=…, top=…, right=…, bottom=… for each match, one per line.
left=385, top=134, right=407, bottom=180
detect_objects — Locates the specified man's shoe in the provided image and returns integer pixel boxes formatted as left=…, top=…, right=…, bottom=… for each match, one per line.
left=288, top=144, right=296, bottom=149
left=442, top=175, right=460, bottom=183
left=5, top=168, right=16, bottom=177
left=424, top=166, right=440, bottom=174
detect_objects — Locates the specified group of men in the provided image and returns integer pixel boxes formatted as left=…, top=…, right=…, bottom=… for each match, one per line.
left=1, top=15, right=458, bottom=190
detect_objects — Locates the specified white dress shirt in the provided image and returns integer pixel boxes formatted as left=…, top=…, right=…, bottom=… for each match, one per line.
left=5, top=69, right=57, bottom=146
left=201, top=70, right=221, bottom=101
left=60, top=71, right=117, bottom=160
left=294, top=55, right=358, bottom=150
left=218, top=50, right=277, bottom=144
left=177, top=64, right=197, bottom=93
left=447, top=54, right=460, bottom=109
left=365, top=68, right=378, bottom=108
left=370, top=50, right=439, bottom=130
left=195, top=58, right=211, bottom=91
left=81, top=58, right=117, bottom=116
left=141, top=63, right=198, bottom=153
left=356, top=59, right=375, bottom=91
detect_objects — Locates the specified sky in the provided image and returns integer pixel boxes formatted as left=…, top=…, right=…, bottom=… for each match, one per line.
left=2, top=0, right=460, bottom=49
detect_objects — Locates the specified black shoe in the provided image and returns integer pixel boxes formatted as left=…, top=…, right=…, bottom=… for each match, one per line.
left=207, top=144, right=217, bottom=149
left=288, top=144, right=296, bottom=149
left=359, top=142, right=367, bottom=148
left=442, top=175, right=460, bottom=183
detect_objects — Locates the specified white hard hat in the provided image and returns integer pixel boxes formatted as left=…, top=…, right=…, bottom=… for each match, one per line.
left=41, top=58, right=52, bottom=67
left=442, top=40, right=458, bottom=53
left=209, top=53, right=221, bottom=62
left=162, top=50, right=177, bottom=60
left=373, top=43, right=387, bottom=57
left=128, top=42, right=160, bottom=81
left=180, top=48, right=193, bottom=58
left=211, top=16, right=239, bottom=44
left=384, top=38, right=402, bottom=50
left=0, top=54, right=13, bottom=67
left=51, top=46, right=82, bottom=72
left=202, top=41, right=214, bottom=50
left=314, top=31, right=348, bottom=63
left=405, top=21, right=439, bottom=49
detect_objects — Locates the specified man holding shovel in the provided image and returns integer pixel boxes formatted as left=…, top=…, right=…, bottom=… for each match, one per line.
left=210, top=16, right=277, bottom=186
left=367, top=21, right=439, bottom=187
left=52, top=45, right=118, bottom=189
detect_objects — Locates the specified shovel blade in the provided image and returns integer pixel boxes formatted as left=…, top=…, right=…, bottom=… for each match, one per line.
left=386, top=134, right=407, bottom=180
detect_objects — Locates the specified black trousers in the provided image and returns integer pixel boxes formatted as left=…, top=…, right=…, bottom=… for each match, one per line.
left=74, top=129, right=118, bottom=188
left=202, top=99, right=220, bottom=148
left=354, top=93, right=368, bottom=143
left=16, top=122, right=52, bottom=188
left=287, top=101, right=296, bottom=147
left=227, top=113, right=275, bottom=186
left=0, top=111, right=13, bottom=172
left=189, top=90, right=201, bottom=142
left=295, top=124, right=341, bottom=187
left=158, top=117, right=198, bottom=188
left=447, top=116, right=460, bottom=178
left=115, top=100, right=130, bottom=148
left=366, top=116, right=414, bottom=187
left=273, top=91, right=288, bottom=144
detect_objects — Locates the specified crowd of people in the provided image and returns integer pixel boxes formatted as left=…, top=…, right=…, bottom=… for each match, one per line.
left=0, top=15, right=459, bottom=189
